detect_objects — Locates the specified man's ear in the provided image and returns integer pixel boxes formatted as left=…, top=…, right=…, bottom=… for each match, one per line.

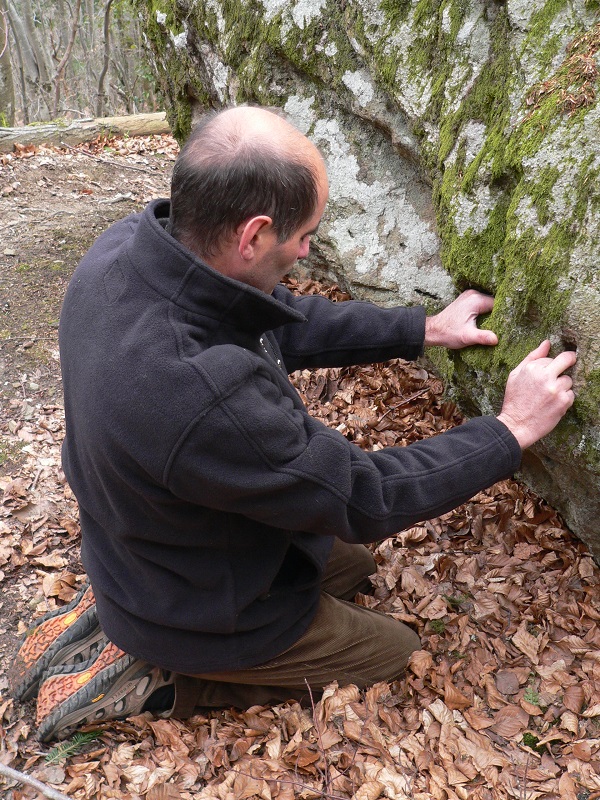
left=238, top=216, right=274, bottom=260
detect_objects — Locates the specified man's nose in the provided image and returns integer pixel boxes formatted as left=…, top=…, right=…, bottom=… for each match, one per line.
left=298, top=238, right=310, bottom=259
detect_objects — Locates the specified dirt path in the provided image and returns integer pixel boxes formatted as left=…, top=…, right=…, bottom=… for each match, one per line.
left=0, top=135, right=175, bottom=751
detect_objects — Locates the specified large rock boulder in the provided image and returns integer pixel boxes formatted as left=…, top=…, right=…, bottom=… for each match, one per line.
left=132, top=0, right=600, bottom=558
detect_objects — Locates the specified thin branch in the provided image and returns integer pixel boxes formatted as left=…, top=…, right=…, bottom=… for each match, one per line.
left=53, top=0, right=82, bottom=117
left=0, top=9, right=8, bottom=59
left=230, top=766, right=349, bottom=800
left=377, top=388, right=429, bottom=422
left=0, top=336, right=56, bottom=341
left=520, top=752, right=531, bottom=800
left=59, top=140, right=162, bottom=174
left=96, top=0, right=114, bottom=117
left=305, top=678, right=333, bottom=798
left=0, top=761, right=73, bottom=800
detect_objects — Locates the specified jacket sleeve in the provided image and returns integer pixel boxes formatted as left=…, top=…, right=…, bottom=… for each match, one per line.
left=165, top=346, right=522, bottom=544
left=271, top=285, right=426, bottom=372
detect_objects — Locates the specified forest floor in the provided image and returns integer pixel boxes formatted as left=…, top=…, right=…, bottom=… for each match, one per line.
left=0, top=135, right=599, bottom=800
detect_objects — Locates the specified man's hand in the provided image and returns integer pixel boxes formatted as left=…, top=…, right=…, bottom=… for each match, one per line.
left=424, top=290, right=498, bottom=349
left=497, top=341, right=577, bottom=450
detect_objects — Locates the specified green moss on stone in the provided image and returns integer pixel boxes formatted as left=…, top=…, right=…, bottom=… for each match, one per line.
left=378, top=0, right=413, bottom=29
left=524, top=0, right=570, bottom=53
left=527, top=166, right=560, bottom=225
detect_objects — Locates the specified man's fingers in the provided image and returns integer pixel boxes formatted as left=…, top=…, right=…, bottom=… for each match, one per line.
left=550, top=348, right=578, bottom=376
left=467, top=291, right=494, bottom=315
left=557, top=374, right=573, bottom=391
left=473, top=329, right=498, bottom=346
left=483, top=330, right=498, bottom=346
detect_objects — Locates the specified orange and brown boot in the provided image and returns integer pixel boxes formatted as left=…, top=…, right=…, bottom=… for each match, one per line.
left=36, top=640, right=174, bottom=742
left=9, top=583, right=103, bottom=702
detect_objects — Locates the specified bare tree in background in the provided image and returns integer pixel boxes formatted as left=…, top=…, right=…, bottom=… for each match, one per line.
left=0, top=0, right=15, bottom=125
left=1, top=0, right=158, bottom=125
left=52, top=0, right=82, bottom=117
left=96, top=0, right=114, bottom=118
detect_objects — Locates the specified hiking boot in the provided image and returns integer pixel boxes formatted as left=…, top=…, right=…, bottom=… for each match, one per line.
left=9, top=583, right=104, bottom=702
left=36, top=640, right=175, bottom=742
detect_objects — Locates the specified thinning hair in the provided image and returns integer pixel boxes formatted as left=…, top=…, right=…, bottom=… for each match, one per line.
left=170, top=110, right=320, bottom=258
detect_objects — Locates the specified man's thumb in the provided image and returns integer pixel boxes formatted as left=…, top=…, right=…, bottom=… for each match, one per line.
left=478, top=330, right=498, bottom=346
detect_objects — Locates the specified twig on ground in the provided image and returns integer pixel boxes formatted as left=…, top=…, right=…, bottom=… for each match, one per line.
left=0, top=10, right=8, bottom=60
left=0, top=336, right=56, bottom=342
left=305, top=678, right=333, bottom=798
left=520, top=752, right=531, bottom=800
left=30, top=466, right=43, bottom=491
left=59, top=140, right=163, bottom=174
left=0, top=761, right=73, bottom=800
left=230, top=766, right=349, bottom=800
left=378, top=388, right=429, bottom=422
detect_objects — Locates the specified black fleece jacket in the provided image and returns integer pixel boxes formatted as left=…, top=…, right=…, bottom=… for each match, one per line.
left=59, top=199, right=522, bottom=674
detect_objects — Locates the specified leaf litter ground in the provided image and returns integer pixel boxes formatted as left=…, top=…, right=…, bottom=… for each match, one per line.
left=1, top=136, right=599, bottom=800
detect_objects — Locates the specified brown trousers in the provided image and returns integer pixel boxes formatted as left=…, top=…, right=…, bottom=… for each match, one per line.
left=172, top=539, right=420, bottom=715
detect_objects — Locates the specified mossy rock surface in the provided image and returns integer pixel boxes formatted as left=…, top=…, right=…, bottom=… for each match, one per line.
left=132, top=0, right=600, bottom=558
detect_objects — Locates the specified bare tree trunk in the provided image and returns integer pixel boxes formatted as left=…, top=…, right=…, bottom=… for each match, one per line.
left=52, top=0, right=82, bottom=118
left=0, top=1, right=15, bottom=125
left=96, top=0, right=113, bottom=117
left=5, top=1, right=27, bottom=123
left=6, top=1, right=39, bottom=87
left=85, top=0, right=95, bottom=53
left=20, top=0, right=52, bottom=88
left=77, top=0, right=98, bottom=115
left=55, top=0, right=70, bottom=52
left=0, top=111, right=170, bottom=151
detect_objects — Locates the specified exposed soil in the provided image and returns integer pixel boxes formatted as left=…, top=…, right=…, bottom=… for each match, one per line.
left=0, top=135, right=175, bottom=729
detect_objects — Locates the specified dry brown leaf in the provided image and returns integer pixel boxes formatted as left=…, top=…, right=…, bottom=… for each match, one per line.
left=446, top=764, right=469, bottom=786
left=400, top=567, right=431, bottom=596
left=319, top=682, right=360, bottom=718
left=58, top=515, right=80, bottom=537
left=512, top=621, right=541, bottom=664
left=495, top=670, right=520, bottom=696
left=520, top=699, right=544, bottom=716
left=427, top=699, right=455, bottom=726
left=418, top=595, right=447, bottom=620
left=471, top=594, right=501, bottom=620
left=563, top=684, right=585, bottom=713
left=351, top=780, right=384, bottom=800
left=374, top=766, right=412, bottom=799
left=444, top=679, right=471, bottom=711
left=559, top=711, right=579, bottom=735
left=578, top=558, right=595, bottom=579
left=232, top=770, right=270, bottom=800
left=571, top=740, right=592, bottom=761
left=408, top=650, right=433, bottom=678
left=558, top=771, right=579, bottom=800
left=147, top=785, right=182, bottom=800
left=462, top=708, right=494, bottom=731
left=396, top=527, right=428, bottom=545
left=320, top=728, right=343, bottom=749
left=33, top=553, right=68, bottom=569
left=489, top=705, right=529, bottom=738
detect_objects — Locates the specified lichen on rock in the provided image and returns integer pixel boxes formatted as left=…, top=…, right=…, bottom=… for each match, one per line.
left=132, top=0, right=600, bottom=558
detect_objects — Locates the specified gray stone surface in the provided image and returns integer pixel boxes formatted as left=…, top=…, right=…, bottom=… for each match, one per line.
left=134, top=0, right=600, bottom=558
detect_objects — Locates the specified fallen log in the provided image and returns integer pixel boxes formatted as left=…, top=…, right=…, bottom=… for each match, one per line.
left=0, top=111, right=171, bottom=153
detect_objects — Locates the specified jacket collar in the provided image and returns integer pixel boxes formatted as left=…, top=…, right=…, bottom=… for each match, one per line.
left=126, top=199, right=307, bottom=336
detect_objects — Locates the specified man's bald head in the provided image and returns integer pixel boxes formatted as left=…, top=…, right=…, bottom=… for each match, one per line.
left=170, top=106, right=326, bottom=260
